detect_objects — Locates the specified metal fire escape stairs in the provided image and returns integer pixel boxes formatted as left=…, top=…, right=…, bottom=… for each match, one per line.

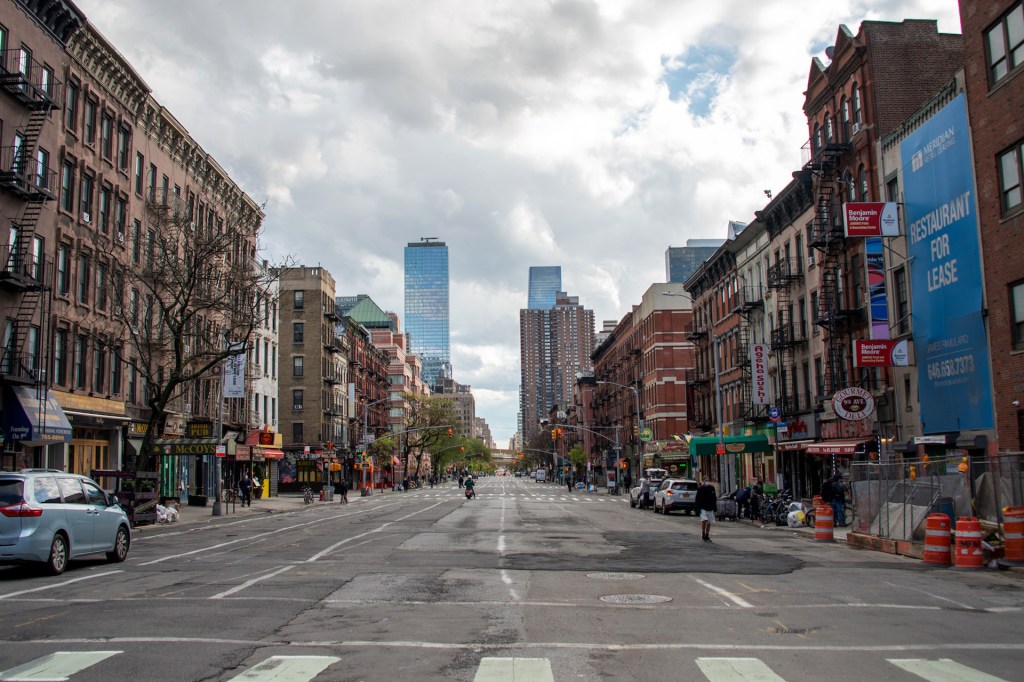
left=687, top=313, right=711, bottom=432
left=0, top=55, right=59, bottom=388
left=809, top=132, right=852, bottom=400
left=734, top=284, right=766, bottom=422
left=768, top=258, right=804, bottom=415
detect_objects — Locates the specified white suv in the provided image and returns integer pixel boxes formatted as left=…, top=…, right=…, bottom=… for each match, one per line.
left=653, top=478, right=699, bottom=515
left=0, top=469, right=131, bottom=575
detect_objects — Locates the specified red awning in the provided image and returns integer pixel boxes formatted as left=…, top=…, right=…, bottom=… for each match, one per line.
left=259, top=448, right=285, bottom=460
left=805, top=439, right=870, bottom=456
left=776, top=439, right=815, bottom=452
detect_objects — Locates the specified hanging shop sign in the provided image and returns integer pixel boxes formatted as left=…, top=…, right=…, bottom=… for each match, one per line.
left=843, top=202, right=899, bottom=237
left=853, top=339, right=910, bottom=367
left=832, top=387, right=875, bottom=421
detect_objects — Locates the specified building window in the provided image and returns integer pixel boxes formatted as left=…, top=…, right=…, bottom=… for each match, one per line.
left=134, top=153, right=143, bottom=194
left=987, top=4, right=1024, bottom=84
left=851, top=84, right=862, bottom=124
left=83, top=96, right=97, bottom=145
left=147, top=163, right=156, bottom=201
left=92, top=343, right=106, bottom=394
left=60, top=160, right=74, bottom=212
left=1012, top=281, right=1024, bottom=351
left=77, top=253, right=90, bottom=303
left=118, top=127, right=130, bottom=170
left=293, top=356, right=304, bottom=377
left=110, top=348, right=121, bottom=397
left=98, top=186, right=111, bottom=234
left=53, top=328, right=67, bottom=386
left=858, top=164, right=869, bottom=201
left=999, top=141, right=1023, bottom=213
left=293, top=290, right=304, bottom=310
left=95, top=262, right=107, bottom=311
left=64, top=79, right=79, bottom=131
left=79, top=173, right=94, bottom=221
left=128, top=363, right=137, bottom=404
left=74, top=335, right=87, bottom=389
left=894, top=267, right=909, bottom=335
left=34, top=148, right=48, bottom=190
left=115, top=196, right=126, bottom=241
left=293, top=322, right=304, bottom=343
left=100, top=111, right=114, bottom=159
left=132, top=220, right=141, bottom=262
left=293, top=389, right=304, bottom=410
left=293, top=422, right=304, bottom=443
left=56, top=244, right=70, bottom=295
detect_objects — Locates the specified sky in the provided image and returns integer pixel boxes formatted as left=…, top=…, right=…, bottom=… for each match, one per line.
left=73, top=0, right=963, bottom=446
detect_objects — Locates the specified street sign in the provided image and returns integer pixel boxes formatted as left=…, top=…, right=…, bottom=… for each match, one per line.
left=768, top=406, right=781, bottom=422
left=640, top=427, right=653, bottom=442
left=715, top=442, right=726, bottom=455
left=215, top=445, right=226, bottom=458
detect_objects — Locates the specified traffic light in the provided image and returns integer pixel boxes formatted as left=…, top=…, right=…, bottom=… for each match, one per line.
left=447, top=428, right=453, bottom=436
left=620, top=460, right=627, bottom=470
left=909, top=465, right=917, bottom=480
left=459, top=446, right=465, bottom=452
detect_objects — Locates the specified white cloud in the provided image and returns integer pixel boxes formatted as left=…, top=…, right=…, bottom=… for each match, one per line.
left=74, top=0, right=962, bottom=444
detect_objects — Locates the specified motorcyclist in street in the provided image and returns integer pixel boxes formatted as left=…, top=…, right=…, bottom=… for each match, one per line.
left=464, top=475, right=475, bottom=498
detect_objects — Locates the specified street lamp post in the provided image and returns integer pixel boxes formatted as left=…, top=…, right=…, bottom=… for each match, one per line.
left=662, top=291, right=724, bottom=483
left=596, top=380, right=643, bottom=486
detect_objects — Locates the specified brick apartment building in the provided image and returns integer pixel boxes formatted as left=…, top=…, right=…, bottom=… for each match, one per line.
left=960, top=0, right=1024, bottom=452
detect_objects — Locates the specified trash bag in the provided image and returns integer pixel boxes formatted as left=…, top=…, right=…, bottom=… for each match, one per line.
left=787, top=510, right=805, bottom=527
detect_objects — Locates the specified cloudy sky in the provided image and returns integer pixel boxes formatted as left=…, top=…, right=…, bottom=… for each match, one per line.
left=74, top=0, right=962, bottom=445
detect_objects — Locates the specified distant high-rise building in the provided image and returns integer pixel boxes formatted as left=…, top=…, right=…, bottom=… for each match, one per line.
left=527, top=266, right=562, bottom=309
left=665, top=239, right=724, bottom=284
left=519, top=291, right=595, bottom=443
left=405, top=238, right=451, bottom=390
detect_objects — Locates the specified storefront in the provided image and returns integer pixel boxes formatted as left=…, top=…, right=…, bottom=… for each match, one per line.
left=687, top=434, right=773, bottom=493
left=1, top=386, right=72, bottom=470
left=151, top=422, right=237, bottom=505
left=56, top=392, right=132, bottom=477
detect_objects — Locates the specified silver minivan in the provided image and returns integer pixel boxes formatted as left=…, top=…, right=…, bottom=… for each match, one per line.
left=0, top=469, right=131, bottom=575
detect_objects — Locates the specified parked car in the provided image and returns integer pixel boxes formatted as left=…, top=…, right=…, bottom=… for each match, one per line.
left=0, top=469, right=131, bottom=575
left=653, top=478, right=699, bottom=515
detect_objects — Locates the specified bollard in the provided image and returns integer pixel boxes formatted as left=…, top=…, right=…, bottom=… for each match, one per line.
left=922, top=513, right=951, bottom=566
left=954, top=517, right=984, bottom=569
left=814, top=504, right=834, bottom=542
left=1004, top=507, right=1024, bottom=564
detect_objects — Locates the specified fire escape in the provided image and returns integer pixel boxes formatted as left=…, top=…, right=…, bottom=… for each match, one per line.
left=767, top=257, right=804, bottom=415
left=687, top=315, right=711, bottom=432
left=807, top=125, right=854, bottom=400
left=0, top=50, right=59, bottom=387
left=733, top=284, right=767, bottom=422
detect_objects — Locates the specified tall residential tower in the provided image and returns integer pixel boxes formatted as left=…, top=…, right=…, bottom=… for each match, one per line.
left=527, top=266, right=562, bottom=310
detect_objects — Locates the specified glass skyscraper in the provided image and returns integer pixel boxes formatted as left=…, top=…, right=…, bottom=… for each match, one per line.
left=404, top=238, right=451, bottom=389
left=527, top=266, right=562, bottom=310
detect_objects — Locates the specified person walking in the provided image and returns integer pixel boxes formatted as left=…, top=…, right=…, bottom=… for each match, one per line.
left=828, top=473, right=846, bottom=527
left=337, top=478, right=349, bottom=504
left=696, top=478, right=718, bottom=542
left=567, top=476, right=574, bottom=493
left=239, top=472, right=253, bottom=507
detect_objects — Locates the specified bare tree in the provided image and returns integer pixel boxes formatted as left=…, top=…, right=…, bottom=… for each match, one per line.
left=107, top=192, right=284, bottom=472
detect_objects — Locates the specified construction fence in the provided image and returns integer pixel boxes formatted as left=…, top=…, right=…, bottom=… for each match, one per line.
left=849, top=452, right=1024, bottom=542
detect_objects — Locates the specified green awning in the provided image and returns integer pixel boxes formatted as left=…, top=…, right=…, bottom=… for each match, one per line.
left=688, top=435, right=772, bottom=456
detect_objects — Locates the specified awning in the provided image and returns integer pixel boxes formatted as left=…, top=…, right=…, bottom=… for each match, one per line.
left=688, top=435, right=772, bottom=456
left=258, top=448, right=284, bottom=460
left=805, top=439, right=873, bottom=456
left=2, top=386, right=72, bottom=445
left=776, top=439, right=816, bottom=452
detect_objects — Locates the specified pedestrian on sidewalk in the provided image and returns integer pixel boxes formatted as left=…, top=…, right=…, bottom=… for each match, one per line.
left=696, top=478, right=718, bottom=542
left=337, top=478, right=349, bottom=504
left=239, top=472, right=253, bottom=507
left=567, top=477, right=573, bottom=492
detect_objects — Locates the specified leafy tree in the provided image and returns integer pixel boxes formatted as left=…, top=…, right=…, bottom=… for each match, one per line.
left=398, top=393, right=459, bottom=476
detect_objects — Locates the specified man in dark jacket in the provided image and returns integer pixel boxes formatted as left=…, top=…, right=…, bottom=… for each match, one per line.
left=695, top=478, right=718, bottom=542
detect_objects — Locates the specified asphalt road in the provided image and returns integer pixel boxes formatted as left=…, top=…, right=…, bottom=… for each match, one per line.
left=1, top=476, right=1022, bottom=681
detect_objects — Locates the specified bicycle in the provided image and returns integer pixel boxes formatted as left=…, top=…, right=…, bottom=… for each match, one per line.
left=302, top=486, right=314, bottom=505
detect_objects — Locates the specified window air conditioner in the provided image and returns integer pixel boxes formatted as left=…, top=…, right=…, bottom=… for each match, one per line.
left=113, top=305, right=122, bottom=316
left=807, top=255, right=815, bottom=267
left=184, top=403, right=192, bottom=414
left=81, top=212, right=91, bottom=223
left=183, top=345, right=190, bottom=354
left=852, top=122, right=862, bottom=135
left=115, top=232, right=125, bottom=245
left=293, top=403, right=303, bottom=410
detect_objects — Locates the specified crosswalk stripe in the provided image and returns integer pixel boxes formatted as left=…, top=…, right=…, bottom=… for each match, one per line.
left=228, top=655, right=340, bottom=681
left=0, top=651, right=121, bottom=681
left=888, top=659, right=1008, bottom=682
left=696, top=657, right=785, bottom=681
left=474, top=657, right=554, bottom=682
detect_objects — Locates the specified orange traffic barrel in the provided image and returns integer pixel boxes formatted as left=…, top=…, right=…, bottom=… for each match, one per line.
left=954, top=517, right=984, bottom=569
left=814, top=504, right=834, bottom=542
left=922, top=513, right=951, bottom=566
left=1004, top=507, right=1024, bottom=563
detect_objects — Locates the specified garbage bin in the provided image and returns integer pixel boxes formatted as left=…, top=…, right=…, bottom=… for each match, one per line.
left=324, top=488, right=334, bottom=502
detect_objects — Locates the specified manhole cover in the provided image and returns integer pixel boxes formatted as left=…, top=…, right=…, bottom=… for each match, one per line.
left=587, top=572, right=645, bottom=580
left=600, top=594, right=672, bottom=604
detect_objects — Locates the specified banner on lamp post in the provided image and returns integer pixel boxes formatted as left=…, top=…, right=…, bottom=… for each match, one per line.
left=223, top=342, right=246, bottom=398
left=750, top=343, right=769, bottom=405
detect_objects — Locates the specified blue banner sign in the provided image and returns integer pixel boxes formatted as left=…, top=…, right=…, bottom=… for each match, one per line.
left=900, top=93, right=993, bottom=433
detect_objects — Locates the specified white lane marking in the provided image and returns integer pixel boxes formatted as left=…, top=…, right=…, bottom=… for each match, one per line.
left=0, top=650, right=121, bottom=681
left=697, top=657, right=785, bottom=681
left=228, top=655, right=340, bottom=681
left=888, top=659, right=1009, bottom=682
left=883, top=581, right=975, bottom=611
left=474, top=657, right=554, bottom=682
left=140, top=500, right=403, bottom=565
left=0, top=571, right=124, bottom=600
left=692, top=577, right=754, bottom=609
left=304, top=501, right=444, bottom=563
left=211, top=565, right=295, bottom=599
